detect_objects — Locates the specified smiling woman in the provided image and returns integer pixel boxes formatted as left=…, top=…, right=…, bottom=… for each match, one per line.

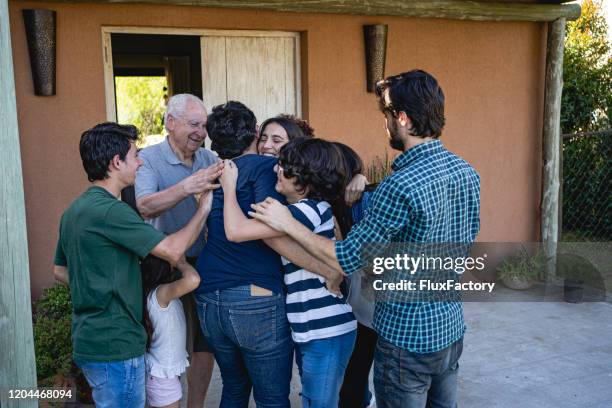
left=257, top=115, right=311, bottom=157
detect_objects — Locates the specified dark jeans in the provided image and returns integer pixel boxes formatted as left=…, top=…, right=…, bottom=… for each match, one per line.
left=374, top=337, right=463, bottom=408
left=339, top=323, right=378, bottom=408
left=185, top=256, right=211, bottom=353
left=195, top=286, right=293, bottom=408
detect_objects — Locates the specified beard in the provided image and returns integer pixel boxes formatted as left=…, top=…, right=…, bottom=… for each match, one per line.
left=387, top=121, right=405, bottom=151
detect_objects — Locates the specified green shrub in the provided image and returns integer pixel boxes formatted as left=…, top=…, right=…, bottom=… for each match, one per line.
left=33, top=284, right=73, bottom=380
left=497, top=247, right=545, bottom=282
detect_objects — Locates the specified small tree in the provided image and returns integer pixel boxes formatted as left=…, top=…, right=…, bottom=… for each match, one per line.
left=561, top=0, right=611, bottom=240
left=562, top=0, right=611, bottom=133
left=115, top=76, right=167, bottom=138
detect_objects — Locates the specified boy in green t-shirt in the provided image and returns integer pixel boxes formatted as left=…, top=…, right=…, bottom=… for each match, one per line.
left=53, top=122, right=218, bottom=408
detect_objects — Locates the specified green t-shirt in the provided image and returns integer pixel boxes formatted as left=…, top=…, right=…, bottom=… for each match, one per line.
left=54, top=186, right=166, bottom=362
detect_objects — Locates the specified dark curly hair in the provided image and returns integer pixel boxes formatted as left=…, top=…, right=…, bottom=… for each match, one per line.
left=375, top=69, right=445, bottom=139
left=207, top=101, right=257, bottom=159
left=278, top=138, right=350, bottom=231
left=79, top=122, right=139, bottom=182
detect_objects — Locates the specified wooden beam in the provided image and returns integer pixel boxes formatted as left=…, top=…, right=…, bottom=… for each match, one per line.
left=26, top=0, right=581, bottom=22
left=0, top=0, right=38, bottom=405
left=541, top=17, right=565, bottom=282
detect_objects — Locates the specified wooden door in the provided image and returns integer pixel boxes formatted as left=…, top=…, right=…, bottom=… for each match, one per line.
left=201, top=32, right=300, bottom=124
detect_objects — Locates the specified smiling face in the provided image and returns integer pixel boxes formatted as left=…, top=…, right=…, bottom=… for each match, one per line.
left=116, top=142, right=142, bottom=186
left=166, top=100, right=208, bottom=156
left=258, top=122, right=289, bottom=157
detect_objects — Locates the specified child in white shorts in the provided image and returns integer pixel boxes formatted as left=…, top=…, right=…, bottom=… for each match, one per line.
left=141, top=255, right=202, bottom=408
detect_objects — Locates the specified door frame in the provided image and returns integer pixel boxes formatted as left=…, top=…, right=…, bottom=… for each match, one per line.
left=101, top=26, right=302, bottom=122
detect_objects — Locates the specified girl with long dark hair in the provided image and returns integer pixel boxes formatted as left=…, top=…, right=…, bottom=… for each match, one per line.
left=140, top=191, right=211, bottom=408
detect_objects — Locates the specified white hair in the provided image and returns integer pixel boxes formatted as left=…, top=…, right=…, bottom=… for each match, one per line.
left=164, top=94, right=207, bottom=128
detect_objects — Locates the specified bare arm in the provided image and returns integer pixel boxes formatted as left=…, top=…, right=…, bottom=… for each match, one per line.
left=155, top=260, right=201, bottom=307
left=150, top=190, right=213, bottom=265
left=264, top=236, right=346, bottom=294
left=137, top=162, right=223, bottom=219
left=53, top=265, right=69, bottom=285
left=137, top=182, right=189, bottom=219
left=345, top=173, right=368, bottom=206
left=251, top=198, right=343, bottom=274
left=220, top=160, right=284, bottom=242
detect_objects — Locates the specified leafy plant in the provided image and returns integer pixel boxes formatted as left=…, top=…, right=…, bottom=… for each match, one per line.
left=497, top=247, right=545, bottom=282
left=33, top=284, right=74, bottom=381
left=115, top=76, right=167, bottom=141
left=562, top=0, right=611, bottom=134
left=561, top=0, right=611, bottom=241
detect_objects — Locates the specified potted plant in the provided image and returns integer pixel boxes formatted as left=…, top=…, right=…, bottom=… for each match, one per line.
left=497, top=247, right=544, bottom=290
left=556, top=252, right=604, bottom=303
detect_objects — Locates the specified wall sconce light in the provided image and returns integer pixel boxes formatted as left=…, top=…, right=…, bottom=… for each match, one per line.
left=363, top=24, right=388, bottom=93
left=22, top=9, right=56, bottom=96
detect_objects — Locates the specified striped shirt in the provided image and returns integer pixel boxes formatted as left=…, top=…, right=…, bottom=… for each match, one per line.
left=284, top=199, right=357, bottom=343
left=335, top=140, right=481, bottom=353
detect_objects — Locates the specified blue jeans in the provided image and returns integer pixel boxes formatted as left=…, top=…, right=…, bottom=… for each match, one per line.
left=373, top=337, right=463, bottom=408
left=196, top=286, right=293, bottom=408
left=295, top=330, right=357, bottom=408
left=75, top=355, right=145, bottom=408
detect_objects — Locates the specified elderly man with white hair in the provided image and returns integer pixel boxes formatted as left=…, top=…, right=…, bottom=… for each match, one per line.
left=136, top=93, right=222, bottom=408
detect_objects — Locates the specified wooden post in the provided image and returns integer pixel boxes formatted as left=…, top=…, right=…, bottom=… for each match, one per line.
left=0, top=0, right=38, bottom=405
left=541, top=17, right=565, bottom=282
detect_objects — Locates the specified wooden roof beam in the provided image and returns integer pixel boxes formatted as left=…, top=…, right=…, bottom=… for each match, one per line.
left=35, top=0, right=581, bottom=22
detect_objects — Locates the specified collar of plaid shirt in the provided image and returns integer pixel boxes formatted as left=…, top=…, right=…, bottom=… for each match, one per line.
left=391, top=139, right=443, bottom=172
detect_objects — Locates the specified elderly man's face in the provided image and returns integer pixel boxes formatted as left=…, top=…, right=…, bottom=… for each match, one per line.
left=167, top=101, right=208, bottom=155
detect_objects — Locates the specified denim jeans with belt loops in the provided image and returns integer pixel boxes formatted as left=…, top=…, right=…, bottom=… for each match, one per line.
left=75, top=355, right=145, bottom=408
left=196, top=286, right=293, bottom=408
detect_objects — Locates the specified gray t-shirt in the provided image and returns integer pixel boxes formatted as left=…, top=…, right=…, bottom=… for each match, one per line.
left=135, top=138, right=219, bottom=258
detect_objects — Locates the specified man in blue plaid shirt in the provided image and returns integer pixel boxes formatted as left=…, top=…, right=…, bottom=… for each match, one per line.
left=252, top=70, right=480, bottom=408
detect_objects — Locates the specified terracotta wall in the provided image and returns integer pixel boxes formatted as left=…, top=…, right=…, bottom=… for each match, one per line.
left=9, top=1, right=545, bottom=298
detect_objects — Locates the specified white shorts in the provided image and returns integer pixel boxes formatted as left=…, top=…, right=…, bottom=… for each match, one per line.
left=145, top=374, right=181, bottom=407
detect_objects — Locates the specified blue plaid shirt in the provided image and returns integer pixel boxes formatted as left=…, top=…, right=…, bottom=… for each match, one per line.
left=336, top=140, right=480, bottom=353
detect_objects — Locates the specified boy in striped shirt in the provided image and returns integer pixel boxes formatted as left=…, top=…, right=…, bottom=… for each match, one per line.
left=220, top=138, right=357, bottom=408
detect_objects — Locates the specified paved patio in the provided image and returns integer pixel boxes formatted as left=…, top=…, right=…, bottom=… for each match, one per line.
left=196, top=297, right=612, bottom=407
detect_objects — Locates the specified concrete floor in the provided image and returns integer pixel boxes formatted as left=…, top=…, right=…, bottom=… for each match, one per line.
left=196, top=298, right=612, bottom=407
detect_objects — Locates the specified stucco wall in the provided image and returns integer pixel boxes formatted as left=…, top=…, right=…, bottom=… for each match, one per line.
left=9, top=1, right=545, bottom=298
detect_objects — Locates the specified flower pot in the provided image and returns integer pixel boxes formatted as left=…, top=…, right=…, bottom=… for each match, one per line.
left=75, top=370, right=93, bottom=404
left=501, top=275, right=533, bottom=290
left=564, top=278, right=584, bottom=303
